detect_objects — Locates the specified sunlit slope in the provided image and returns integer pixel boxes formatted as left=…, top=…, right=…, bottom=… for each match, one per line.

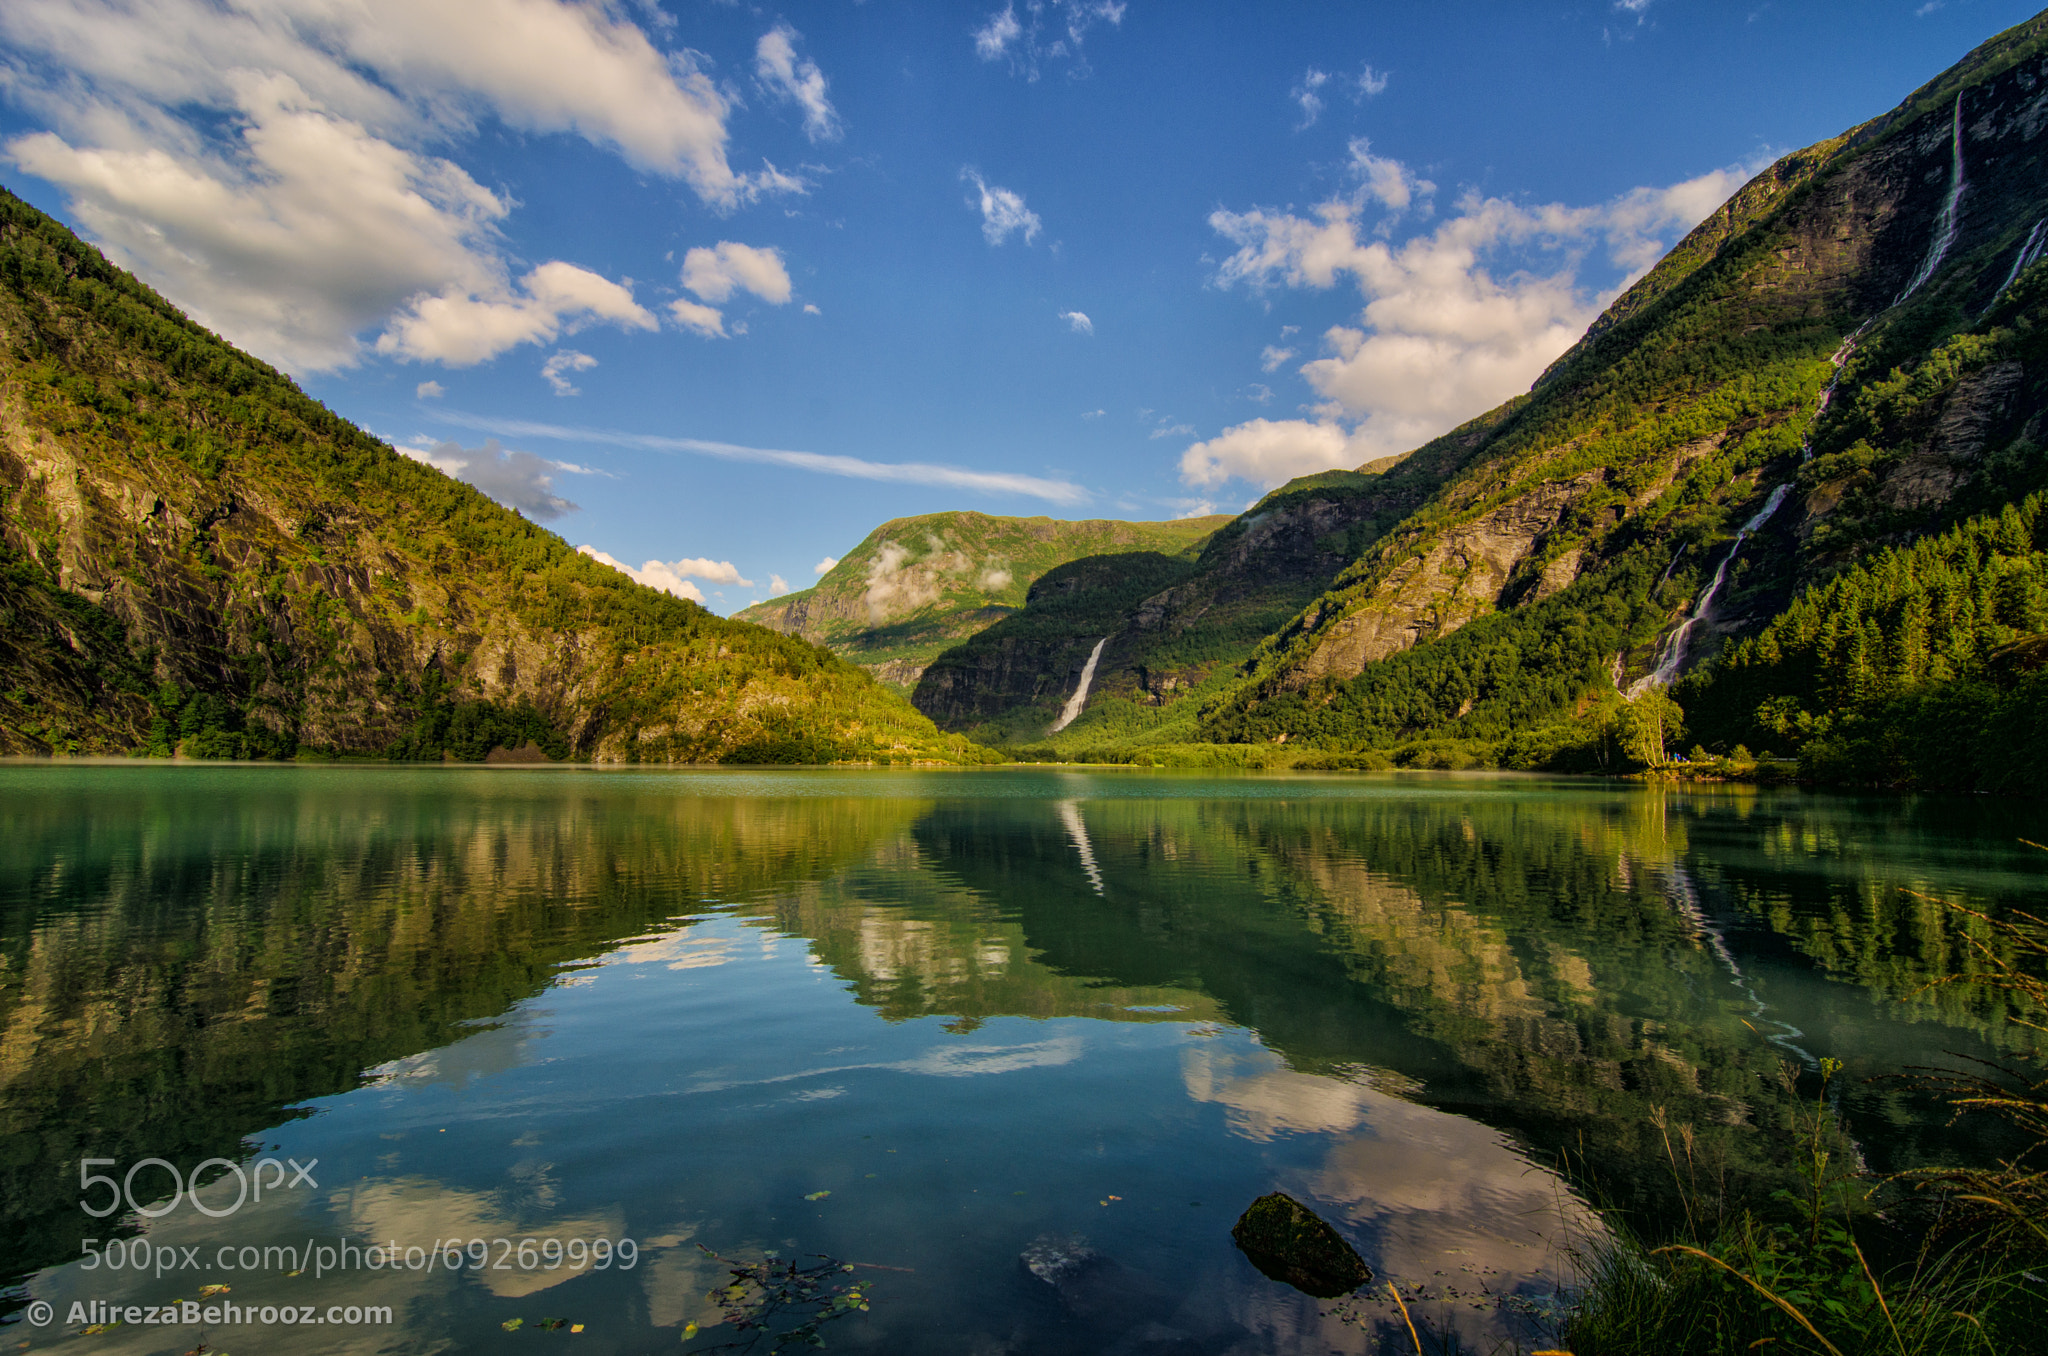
left=0, top=189, right=990, bottom=763
left=735, top=510, right=1225, bottom=687
left=912, top=10, right=2048, bottom=782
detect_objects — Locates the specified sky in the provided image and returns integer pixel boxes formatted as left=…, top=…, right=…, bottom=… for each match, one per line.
left=1, top=0, right=2040, bottom=613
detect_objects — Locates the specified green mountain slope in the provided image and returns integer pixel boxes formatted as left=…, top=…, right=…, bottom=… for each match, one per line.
left=734, top=510, right=1225, bottom=686
left=0, top=190, right=991, bottom=764
left=912, top=9, right=2048, bottom=787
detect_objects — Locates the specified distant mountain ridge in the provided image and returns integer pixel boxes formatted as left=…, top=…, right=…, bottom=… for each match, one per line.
left=735, top=510, right=1225, bottom=687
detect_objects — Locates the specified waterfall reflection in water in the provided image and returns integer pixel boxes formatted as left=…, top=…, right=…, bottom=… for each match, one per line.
left=2, top=766, right=2039, bottom=1353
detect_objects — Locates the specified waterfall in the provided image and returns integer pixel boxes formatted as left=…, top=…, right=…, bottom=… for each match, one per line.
left=1048, top=637, right=1107, bottom=733
left=1627, top=484, right=1793, bottom=698
left=1985, top=216, right=2048, bottom=312
left=1891, top=91, right=1968, bottom=307
left=1057, top=799, right=1104, bottom=895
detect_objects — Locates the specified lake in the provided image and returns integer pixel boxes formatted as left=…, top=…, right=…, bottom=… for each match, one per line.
left=2, top=764, right=2042, bottom=1354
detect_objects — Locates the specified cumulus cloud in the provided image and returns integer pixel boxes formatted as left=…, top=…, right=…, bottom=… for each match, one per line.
left=1060, top=309, right=1094, bottom=334
left=401, top=437, right=580, bottom=519
left=1260, top=345, right=1295, bottom=372
left=971, top=0, right=1124, bottom=80
left=416, top=380, right=445, bottom=399
left=575, top=547, right=705, bottom=602
left=0, top=0, right=795, bottom=371
left=1195, top=152, right=1760, bottom=484
left=682, top=241, right=793, bottom=304
left=962, top=169, right=1042, bottom=245
left=754, top=23, right=841, bottom=143
left=669, top=298, right=727, bottom=338
left=814, top=556, right=839, bottom=575
left=1354, top=66, right=1389, bottom=99
left=802, top=302, right=821, bottom=315
left=541, top=348, right=597, bottom=396
left=435, top=411, right=1092, bottom=504
left=768, top=573, right=791, bottom=595
left=377, top=259, right=657, bottom=366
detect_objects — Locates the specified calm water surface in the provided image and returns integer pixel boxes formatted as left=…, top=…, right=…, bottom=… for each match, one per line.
left=1, top=765, right=2043, bottom=1354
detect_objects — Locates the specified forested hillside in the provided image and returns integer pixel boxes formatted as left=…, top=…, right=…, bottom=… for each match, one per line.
left=904, top=10, right=2048, bottom=791
left=0, top=191, right=990, bottom=764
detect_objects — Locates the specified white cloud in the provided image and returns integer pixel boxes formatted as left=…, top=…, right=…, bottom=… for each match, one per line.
left=1260, top=345, right=1295, bottom=372
left=0, top=0, right=794, bottom=372
left=540, top=348, right=597, bottom=396
left=436, top=411, right=1092, bottom=504
left=813, top=556, right=839, bottom=575
left=1059, top=309, right=1094, bottom=334
left=400, top=437, right=580, bottom=519
left=575, top=547, right=706, bottom=602
left=668, top=298, right=727, bottom=338
left=1081, top=408, right=1105, bottom=419
left=377, top=260, right=657, bottom=366
left=1149, top=422, right=1196, bottom=440
left=1246, top=382, right=1273, bottom=404
left=1292, top=68, right=1329, bottom=129
left=1347, top=138, right=1433, bottom=214
left=1179, top=418, right=1359, bottom=489
left=962, top=169, right=1042, bottom=245
left=1200, top=154, right=1760, bottom=480
left=973, top=6, right=1022, bottom=59
left=768, top=573, right=791, bottom=595
left=416, top=380, right=445, bottom=399
left=971, top=0, right=1123, bottom=79
left=755, top=24, right=841, bottom=143
left=803, top=302, right=821, bottom=315
left=1355, top=66, right=1389, bottom=99
left=667, top=557, right=753, bottom=586
left=682, top=241, right=793, bottom=304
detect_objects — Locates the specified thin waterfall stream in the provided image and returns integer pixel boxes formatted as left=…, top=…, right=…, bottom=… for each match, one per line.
left=1048, top=637, right=1107, bottom=733
left=1626, top=92, right=1972, bottom=699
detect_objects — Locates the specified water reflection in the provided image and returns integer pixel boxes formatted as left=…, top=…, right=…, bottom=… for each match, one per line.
left=1, top=766, right=2040, bottom=1352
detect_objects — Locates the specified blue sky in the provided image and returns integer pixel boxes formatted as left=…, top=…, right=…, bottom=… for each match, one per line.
left=2, top=0, right=2038, bottom=612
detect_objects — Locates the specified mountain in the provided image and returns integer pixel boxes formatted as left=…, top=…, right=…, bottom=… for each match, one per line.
left=0, top=191, right=990, bottom=765
left=734, top=510, right=1225, bottom=686
left=908, top=9, right=2048, bottom=791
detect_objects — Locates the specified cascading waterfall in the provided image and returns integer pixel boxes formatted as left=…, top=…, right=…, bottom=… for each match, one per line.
left=1628, top=333, right=1859, bottom=697
left=1627, top=484, right=1793, bottom=698
left=1985, top=216, right=2048, bottom=312
left=1891, top=91, right=1969, bottom=307
left=1048, top=637, right=1107, bottom=733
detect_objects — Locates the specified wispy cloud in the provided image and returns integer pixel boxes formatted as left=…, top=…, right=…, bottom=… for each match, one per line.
left=754, top=23, right=841, bottom=143
left=1292, top=67, right=1329, bottom=130
left=962, top=169, right=1042, bottom=244
left=1059, top=309, right=1094, bottom=334
left=971, top=0, right=1125, bottom=80
left=431, top=411, right=1090, bottom=504
left=540, top=348, right=596, bottom=396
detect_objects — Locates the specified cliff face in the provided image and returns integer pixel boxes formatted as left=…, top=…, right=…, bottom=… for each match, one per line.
left=898, top=11, right=2048, bottom=760
left=0, top=193, right=986, bottom=764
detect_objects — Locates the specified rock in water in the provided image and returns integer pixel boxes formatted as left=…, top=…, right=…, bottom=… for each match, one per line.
left=1229, top=1193, right=1372, bottom=1298
left=1020, top=1233, right=1100, bottom=1286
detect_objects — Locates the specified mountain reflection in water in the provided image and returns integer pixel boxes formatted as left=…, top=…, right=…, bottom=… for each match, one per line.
left=1, top=765, right=2041, bottom=1353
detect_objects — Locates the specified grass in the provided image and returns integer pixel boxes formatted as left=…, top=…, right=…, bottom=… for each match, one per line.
left=1553, top=856, right=2048, bottom=1356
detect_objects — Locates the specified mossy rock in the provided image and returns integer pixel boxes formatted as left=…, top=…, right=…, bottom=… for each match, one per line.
left=1229, top=1191, right=1373, bottom=1298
